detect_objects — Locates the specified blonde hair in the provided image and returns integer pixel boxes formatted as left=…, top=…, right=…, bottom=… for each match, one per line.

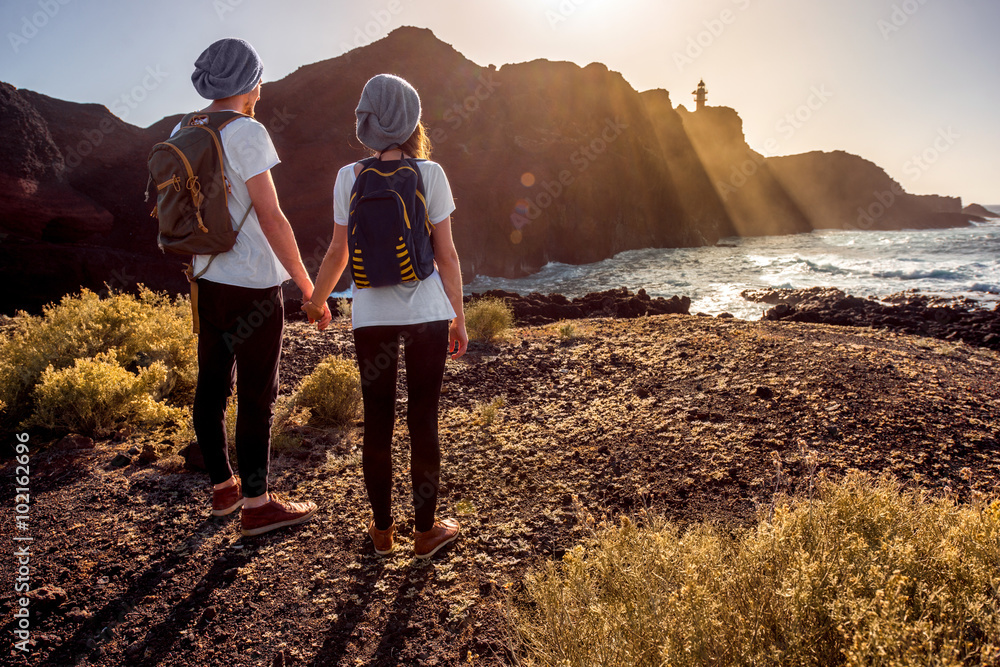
left=375, top=121, right=431, bottom=160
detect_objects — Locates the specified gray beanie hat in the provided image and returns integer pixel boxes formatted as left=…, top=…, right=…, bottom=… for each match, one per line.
left=192, top=38, right=263, bottom=100
left=355, top=74, right=421, bottom=151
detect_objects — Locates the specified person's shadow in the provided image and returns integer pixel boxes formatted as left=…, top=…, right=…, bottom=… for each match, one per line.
left=307, top=555, right=433, bottom=666
left=368, top=562, right=434, bottom=665
left=44, top=514, right=238, bottom=666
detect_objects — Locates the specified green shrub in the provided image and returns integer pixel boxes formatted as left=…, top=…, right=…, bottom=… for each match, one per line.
left=475, top=396, right=505, bottom=426
left=557, top=321, right=577, bottom=339
left=336, top=297, right=352, bottom=320
left=292, top=355, right=361, bottom=427
left=23, top=350, right=186, bottom=436
left=269, top=395, right=304, bottom=452
left=507, top=472, right=1000, bottom=666
left=465, top=297, right=513, bottom=343
left=0, top=288, right=195, bottom=430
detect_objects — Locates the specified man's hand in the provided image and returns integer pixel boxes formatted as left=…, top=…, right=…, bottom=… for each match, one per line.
left=302, top=300, right=332, bottom=330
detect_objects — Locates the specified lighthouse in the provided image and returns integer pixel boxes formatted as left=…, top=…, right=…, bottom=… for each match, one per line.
left=692, top=79, right=708, bottom=111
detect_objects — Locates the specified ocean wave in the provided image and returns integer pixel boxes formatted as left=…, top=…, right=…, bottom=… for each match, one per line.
left=802, top=259, right=848, bottom=274
left=873, top=268, right=966, bottom=281
left=969, top=283, right=1000, bottom=294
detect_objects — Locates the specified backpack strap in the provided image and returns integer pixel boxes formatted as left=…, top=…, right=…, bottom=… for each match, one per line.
left=188, top=203, right=254, bottom=281
left=180, top=110, right=248, bottom=130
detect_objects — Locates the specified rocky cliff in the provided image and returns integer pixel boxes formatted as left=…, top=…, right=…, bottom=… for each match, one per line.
left=0, top=27, right=982, bottom=313
left=675, top=105, right=814, bottom=237
left=766, top=150, right=977, bottom=231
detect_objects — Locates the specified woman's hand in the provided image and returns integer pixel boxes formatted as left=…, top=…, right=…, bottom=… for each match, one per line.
left=448, top=318, right=468, bottom=359
left=302, top=300, right=332, bottom=330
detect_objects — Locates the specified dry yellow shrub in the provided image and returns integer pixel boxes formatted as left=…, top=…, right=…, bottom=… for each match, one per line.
left=508, top=472, right=1000, bottom=666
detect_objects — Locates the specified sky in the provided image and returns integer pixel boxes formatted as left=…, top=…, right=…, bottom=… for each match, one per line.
left=1, top=0, right=998, bottom=204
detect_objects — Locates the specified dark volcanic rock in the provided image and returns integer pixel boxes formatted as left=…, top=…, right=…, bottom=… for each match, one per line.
left=757, top=288, right=1000, bottom=349
left=961, top=203, right=998, bottom=219
left=469, top=287, right=690, bottom=325
left=179, top=441, right=206, bottom=471
left=0, top=83, right=114, bottom=242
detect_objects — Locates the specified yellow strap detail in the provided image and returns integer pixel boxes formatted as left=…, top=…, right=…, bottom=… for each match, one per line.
left=387, top=191, right=411, bottom=229
left=157, top=175, right=182, bottom=191
left=195, top=209, right=208, bottom=233
left=360, top=165, right=418, bottom=178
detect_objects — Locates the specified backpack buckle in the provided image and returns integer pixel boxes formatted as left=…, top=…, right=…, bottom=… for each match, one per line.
left=188, top=114, right=210, bottom=127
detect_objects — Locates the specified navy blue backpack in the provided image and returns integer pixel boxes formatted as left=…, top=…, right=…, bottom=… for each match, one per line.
left=348, top=156, right=434, bottom=289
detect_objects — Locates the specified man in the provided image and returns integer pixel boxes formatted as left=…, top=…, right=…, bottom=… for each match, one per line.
left=184, top=38, right=328, bottom=536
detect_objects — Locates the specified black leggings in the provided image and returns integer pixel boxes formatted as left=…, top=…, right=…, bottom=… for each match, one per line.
left=192, top=280, right=284, bottom=499
left=353, top=320, right=449, bottom=533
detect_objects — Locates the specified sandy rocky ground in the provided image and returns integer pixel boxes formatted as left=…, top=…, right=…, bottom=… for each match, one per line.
left=3, top=291, right=1000, bottom=666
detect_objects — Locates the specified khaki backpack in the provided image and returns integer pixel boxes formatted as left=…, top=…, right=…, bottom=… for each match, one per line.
left=147, top=111, right=252, bottom=276
left=146, top=110, right=253, bottom=332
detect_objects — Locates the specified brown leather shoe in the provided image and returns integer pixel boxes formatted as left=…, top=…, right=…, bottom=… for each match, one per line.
left=414, top=518, right=460, bottom=559
left=368, top=519, right=396, bottom=555
left=211, top=480, right=243, bottom=517
left=240, top=494, right=317, bottom=537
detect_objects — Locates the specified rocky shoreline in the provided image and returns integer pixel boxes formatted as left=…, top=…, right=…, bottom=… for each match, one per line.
left=745, top=286, right=1000, bottom=350
left=316, top=285, right=1000, bottom=350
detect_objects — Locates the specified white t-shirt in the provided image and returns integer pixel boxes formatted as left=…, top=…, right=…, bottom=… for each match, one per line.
left=172, top=116, right=290, bottom=288
left=333, top=159, right=457, bottom=329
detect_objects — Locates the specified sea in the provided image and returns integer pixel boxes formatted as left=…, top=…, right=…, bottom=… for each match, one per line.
left=465, top=208, right=1000, bottom=321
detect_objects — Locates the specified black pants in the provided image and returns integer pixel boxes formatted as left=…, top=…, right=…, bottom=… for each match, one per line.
left=353, top=320, right=449, bottom=533
left=192, top=279, right=284, bottom=499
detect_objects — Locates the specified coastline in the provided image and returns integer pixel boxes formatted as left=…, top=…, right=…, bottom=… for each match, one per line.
left=464, top=219, right=1000, bottom=320
left=4, top=308, right=999, bottom=665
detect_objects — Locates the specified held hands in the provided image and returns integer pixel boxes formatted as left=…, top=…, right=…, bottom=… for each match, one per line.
left=302, top=299, right=333, bottom=330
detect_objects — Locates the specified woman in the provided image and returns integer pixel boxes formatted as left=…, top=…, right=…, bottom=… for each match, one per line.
left=303, top=74, right=468, bottom=559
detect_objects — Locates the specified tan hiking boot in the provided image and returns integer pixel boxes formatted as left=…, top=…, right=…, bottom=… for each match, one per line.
left=368, top=519, right=396, bottom=555
left=414, top=518, right=460, bottom=559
